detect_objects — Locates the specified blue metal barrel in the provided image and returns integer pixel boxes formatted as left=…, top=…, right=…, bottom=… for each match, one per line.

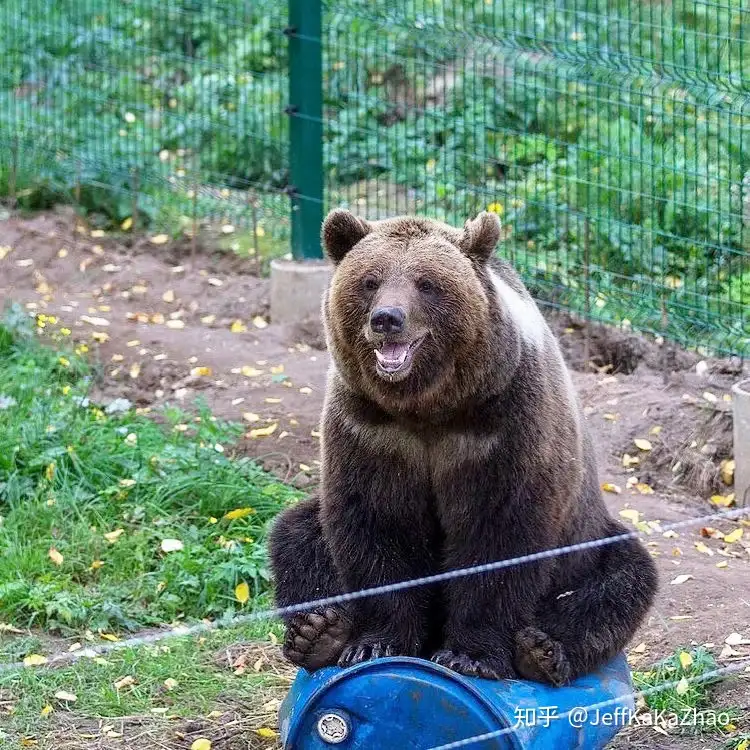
left=279, top=655, right=634, bottom=749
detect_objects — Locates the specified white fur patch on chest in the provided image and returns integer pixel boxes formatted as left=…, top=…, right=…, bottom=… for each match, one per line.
left=488, top=270, right=547, bottom=349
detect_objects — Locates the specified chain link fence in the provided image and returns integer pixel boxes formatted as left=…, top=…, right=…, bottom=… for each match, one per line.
left=2, top=1, right=749, bottom=355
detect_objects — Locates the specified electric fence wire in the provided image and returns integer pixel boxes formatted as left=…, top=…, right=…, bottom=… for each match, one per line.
left=427, top=656, right=750, bottom=749
left=0, top=506, right=747, bottom=674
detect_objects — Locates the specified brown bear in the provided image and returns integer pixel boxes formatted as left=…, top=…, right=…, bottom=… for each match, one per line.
left=268, top=209, right=657, bottom=684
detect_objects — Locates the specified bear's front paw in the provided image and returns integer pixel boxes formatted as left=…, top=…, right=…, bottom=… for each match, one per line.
left=283, top=607, right=352, bottom=671
left=338, top=634, right=419, bottom=667
left=514, top=626, right=571, bottom=686
left=431, top=649, right=517, bottom=681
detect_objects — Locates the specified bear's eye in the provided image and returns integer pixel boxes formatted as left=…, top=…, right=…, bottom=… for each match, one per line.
left=417, top=278, right=437, bottom=294
left=363, top=276, right=380, bottom=292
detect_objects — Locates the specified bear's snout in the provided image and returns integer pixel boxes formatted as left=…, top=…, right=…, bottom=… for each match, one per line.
left=370, top=306, right=406, bottom=335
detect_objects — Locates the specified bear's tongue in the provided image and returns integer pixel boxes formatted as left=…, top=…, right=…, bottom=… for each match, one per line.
left=375, top=341, right=410, bottom=369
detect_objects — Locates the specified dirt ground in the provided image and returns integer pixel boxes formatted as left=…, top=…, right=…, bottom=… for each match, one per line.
left=2, top=209, right=750, bottom=749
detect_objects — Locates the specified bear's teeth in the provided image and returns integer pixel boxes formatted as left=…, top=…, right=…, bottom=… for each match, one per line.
left=375, top=347, right=409, bottom=368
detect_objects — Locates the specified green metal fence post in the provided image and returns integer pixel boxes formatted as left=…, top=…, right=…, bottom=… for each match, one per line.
left=287, top=0, right=323, bottom=260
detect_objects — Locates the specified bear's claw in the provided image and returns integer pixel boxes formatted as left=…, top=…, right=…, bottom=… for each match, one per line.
left=283, top=607, right=352, bottom=671
left=514, top=626, right=571, bottom=686
left=431, top=649, right=517, bottom=680
left=338, top=633, right=421, bottom=667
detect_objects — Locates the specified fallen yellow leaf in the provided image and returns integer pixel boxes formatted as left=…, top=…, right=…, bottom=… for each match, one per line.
left=114, top=676, right=136, bottom=690
left=723, top=528, right=743, bottom=544
left=23, top=654, right=48, bottom=667
left=191, top=741, right=212, bottom=750
left=235, top=581, right=250, bottom=604
left=121, top=217, right=133, bottom=231
left=100, top=633, right=119, bottom=642
left=694, top=541, right=713, bottom=556
left=240, top=366, right=263, bottom=377
left=48, top=548, right=64, bottom=566
left=709, top=493, right=735, bottom=507
left=633, top=438, right=653, bottom=451
left=678, top=651, right=693, bottom=669
left=243, top=412, right=261, bottom=423
left=162, top=289, right=175, bottom=303
left=255, top=728, right=279, bottom=739
left=601, top=482, right=622, bottom=494
left=164, top=678, right=178, bottom=690
left=40, top=704, right=53, bottom=717
left=265, top=397, right=282, bottom=404
left=150, top=234, right=169, bottom=245
left=104, top=529, right=125, bottom=543
left=129, top=362, right=141, bottom=379
left=720, top=459, right=735, bottom=486
left=675, top=678, right=689, bottom=696
left=230, top=320, right=247, bottom=333
left=190, top=366, right=212, bottom=377
left=248, top=423, right=278, bottom=438
left=252, top=315, right=268, bottom=329
left=90, top=560, right=104, bottom=570
left=224, top=507, right=256, bottom=521
left=166, top=319, right=185, bottom=329
left=619, top=508, right=640, bottom=524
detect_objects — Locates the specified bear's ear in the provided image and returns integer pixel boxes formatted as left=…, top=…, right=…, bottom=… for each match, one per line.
left=322, top=209, right=372, bottom=264
left=459, top=211, right=501, bottom=262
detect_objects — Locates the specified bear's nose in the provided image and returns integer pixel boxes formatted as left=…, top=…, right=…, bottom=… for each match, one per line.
left=370, top=306, right=406, bottom=335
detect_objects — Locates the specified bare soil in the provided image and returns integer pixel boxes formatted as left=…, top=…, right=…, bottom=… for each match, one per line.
left=2, top=209, right=749, bottom=749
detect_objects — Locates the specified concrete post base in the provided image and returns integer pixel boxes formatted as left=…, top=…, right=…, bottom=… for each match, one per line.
left=733, top=378, right=750, bottom=507
left=270, top=258, right=332, bottom=325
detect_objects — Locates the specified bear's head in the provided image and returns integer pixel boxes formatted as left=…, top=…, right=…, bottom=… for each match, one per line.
left=322, top=209, right=506, bottom=412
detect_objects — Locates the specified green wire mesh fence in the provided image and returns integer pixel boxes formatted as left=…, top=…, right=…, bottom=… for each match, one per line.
left=1, top=1, right=749, bottom=355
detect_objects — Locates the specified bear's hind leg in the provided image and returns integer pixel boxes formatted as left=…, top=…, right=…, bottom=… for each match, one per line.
left=268, top=497, right=352, bottom=670
left=514, top=536, right=657, bottom=686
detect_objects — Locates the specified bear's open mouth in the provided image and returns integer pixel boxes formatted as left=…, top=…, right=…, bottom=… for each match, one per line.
left=374, top=335, right=425, bottom=377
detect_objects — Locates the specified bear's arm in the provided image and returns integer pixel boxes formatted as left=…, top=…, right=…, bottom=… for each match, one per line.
left=433, top=441, right=576, bottom=671
left=318, top=395, right=440, bottom=657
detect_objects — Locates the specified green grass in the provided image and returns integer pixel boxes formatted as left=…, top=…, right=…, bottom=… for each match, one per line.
left=634, top=647, right=722, bottom=714
left=0, top=306, right=300, bottom=636
left=0, top=621, right=287, bottom=746
left=632, top=647, right=744, bottom=737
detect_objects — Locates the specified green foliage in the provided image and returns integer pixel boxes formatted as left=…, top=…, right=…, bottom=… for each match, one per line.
left=633, top=647, right=722, bottom=714
left=0, top=621, right=285, bottom=740
left=1, top=0, right=749, bottom=351
left=0, top=0, right=288, bottom=227
left=0, top=314, right=299, bottom=634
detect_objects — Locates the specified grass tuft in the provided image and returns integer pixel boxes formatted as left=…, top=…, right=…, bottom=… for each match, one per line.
left=0, top=308, right=299, bottom=636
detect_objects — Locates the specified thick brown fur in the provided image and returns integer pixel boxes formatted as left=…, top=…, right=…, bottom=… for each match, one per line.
left=268, top=210, right=658, bottom=684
